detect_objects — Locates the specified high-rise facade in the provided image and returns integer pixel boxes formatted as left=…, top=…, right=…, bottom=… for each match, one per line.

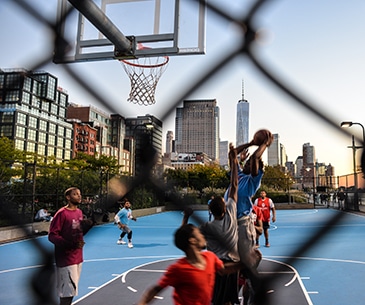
left=125, top=114, right=163, bottom=175
left=219, top=140, right=229, bottom=167
left=236, top=99, right=249, bottom=146
left=165, top=130, right=174, bottom=156
left=0, top=69, right=73, bottom=162
left=175, top=99, right=220, bottom=161
left=268, top=134, right=280, bottom=166
left=236, top=81, right=249, bottom=146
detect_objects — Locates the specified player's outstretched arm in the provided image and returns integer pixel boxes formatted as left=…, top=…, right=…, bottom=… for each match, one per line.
left=181, top=207, right=194, bottom=226
left=228, top=143, right=238, bottom=203
left=137, top=284, right=163, bottom=305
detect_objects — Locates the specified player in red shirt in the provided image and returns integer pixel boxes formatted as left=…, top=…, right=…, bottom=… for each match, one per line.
left=137, top=223, right=244, bottom=305
left=254, top=191, right=276, bottom=247
left=252, top=205, right=263, bottom=248
left=49, top=187, right=93, bottom=305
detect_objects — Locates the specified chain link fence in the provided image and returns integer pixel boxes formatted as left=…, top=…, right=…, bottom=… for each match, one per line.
left=2, top=1, right=365, bottom=304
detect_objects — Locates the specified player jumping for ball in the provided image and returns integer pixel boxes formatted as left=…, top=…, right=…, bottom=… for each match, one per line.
left=225, top=129, right=273, bottom=305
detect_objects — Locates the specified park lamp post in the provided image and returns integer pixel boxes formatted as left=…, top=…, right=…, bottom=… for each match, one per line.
left=341, top=121, right=364, bottom=210
left=340, top=121, right=365, bottom=186
left=340, top=121, right=365, bottom=146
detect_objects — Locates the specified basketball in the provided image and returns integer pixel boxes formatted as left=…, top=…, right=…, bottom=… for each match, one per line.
left=253, top=129, right=272, bottom=146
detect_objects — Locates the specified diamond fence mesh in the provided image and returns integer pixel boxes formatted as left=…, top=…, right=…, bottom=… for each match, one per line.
left=1, top=1, right=365, bottom=305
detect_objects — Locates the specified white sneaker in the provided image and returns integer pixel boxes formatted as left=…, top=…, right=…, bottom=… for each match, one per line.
left=117, top=239, right=126, bottom=245
left=128, top=242, right=133, bottom=248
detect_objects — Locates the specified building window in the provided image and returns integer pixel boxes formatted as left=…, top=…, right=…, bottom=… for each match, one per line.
left=24, top=77, right=32, bottom=92
left=5, top=90, right=20, bottom=102
left=37, top=144, right=45, bottom=156
left=66, top=129, right=72, bottom=138
left=2, top=112, right=14, bottom=123
left=17, top=112, right=27, bottom=125
left=56, top=149, right=63, bottom=159
left=47, top=76, right=56, bottom=100
left=15, top=139, right=24, bottom=150
left=42, top=101, right=49, bottom=111
left=38, top=132, right=46, bottom=143
left=32, top=96, right=41, bottom=109
left=1, top=125, right=13, bottom=137
left=27, top=142, right=36, bottom=153
left=28, top=116, right=37, bottom=128
left=59, top=92, right=67, bottom=107
left=32, top=81, right=41, bottom=95
left=39, top=120, right=47, bottom=131
left=58, top=126, right=64, bottom=136
left=5, top=74, right=21, bottom=88
left=47, top=146, right=54, bottom=156
left=16, top=126, right=25, bottom=138
left=65, top=139, right=71, bottom=149
left=57, top=137, right=64, bottom=147
left=48, top=135, right=55, bottom=145
left=65, top=150, right=71, bottom=160
left=49, top=123, right=56, bottom=134
left=22, top=92, right=31, bottom=104
left=59, top=107, right=65, bottom=118
left=28, top=129, right=36, bottom=141
left=50, top=104, right=58, bottom=115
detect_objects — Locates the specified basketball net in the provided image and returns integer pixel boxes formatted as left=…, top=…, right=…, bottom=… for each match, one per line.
left=120, top=54, right=169, bottom=106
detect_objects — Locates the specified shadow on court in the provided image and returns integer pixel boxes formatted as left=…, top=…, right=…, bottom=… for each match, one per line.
left=74, top=258, right=312, bottom=305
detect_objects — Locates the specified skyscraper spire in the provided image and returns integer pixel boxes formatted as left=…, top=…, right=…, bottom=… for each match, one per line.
left=242, top=79, right=245, bottom=100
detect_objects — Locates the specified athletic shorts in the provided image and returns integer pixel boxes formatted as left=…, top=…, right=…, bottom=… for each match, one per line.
left=120, top=225, right=132, bottom=234
left=263, top=221, right=270, bottom=230
left=237, top=215, right=257, bottom=268
left=56, top=263, right=82, bottom=298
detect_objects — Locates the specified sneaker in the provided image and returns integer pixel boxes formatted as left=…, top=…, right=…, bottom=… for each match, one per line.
left=265, top=242, right=270, bottom=247
left=128, top=242, right=133, bottom=248
left=117, top=239, right=126, bottom=245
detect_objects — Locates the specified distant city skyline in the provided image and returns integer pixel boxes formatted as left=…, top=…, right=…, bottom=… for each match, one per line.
left=1, top=1, right=365, bottom=176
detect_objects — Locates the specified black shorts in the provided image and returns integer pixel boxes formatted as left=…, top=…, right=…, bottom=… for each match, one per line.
left=212, top=260, right=239, bottom=305
left=263, top=221, right=270, bottom=230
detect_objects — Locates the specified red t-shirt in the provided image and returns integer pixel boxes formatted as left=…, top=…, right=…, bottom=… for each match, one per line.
left=48, top=207, right=84, bottom=267
left=252, top=205, right=263, bottom=224
left=254, top=197, right=274, bottom=222
left=158, top=251, right=224, bottom=305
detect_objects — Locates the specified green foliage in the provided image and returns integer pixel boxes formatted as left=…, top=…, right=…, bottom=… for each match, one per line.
left=127, top=184, right=163, bottom=209
left=164, top=164, right=229, bottom=192
left=262, top=165, right=294, bottom=191
left=0, top=137, right=24, bottom=183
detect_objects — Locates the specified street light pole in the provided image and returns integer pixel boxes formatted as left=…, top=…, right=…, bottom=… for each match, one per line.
left=341, top=121, right=365, bottom=146
left=341, top=121, right=364, bottom=211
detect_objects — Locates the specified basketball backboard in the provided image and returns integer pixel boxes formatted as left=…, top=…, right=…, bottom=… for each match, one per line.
left=54, top=0, right=206, bottom=63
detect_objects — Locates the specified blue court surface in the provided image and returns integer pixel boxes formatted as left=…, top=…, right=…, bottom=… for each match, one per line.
left=1, top=208, right=365, bottom=305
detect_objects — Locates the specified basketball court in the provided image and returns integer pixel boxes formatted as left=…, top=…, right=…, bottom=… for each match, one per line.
left=1, top=209, right=365, bottom=305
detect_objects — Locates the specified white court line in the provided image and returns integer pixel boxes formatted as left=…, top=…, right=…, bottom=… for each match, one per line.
left=127, top=286, right=137, bottom=292
left=266, top=255, right=365, bottom=265
left=133, top=269, right=166, bottom=272
left=73, top=257, right=178, bottom=304
left=263, top=258, right=313, bottom=304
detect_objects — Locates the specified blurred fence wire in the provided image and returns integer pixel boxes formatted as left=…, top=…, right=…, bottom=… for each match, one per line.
left=2, top=0, right=365, bottom=304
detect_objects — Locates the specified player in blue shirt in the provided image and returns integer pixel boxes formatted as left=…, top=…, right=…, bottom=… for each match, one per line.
left=115, top=198, right=137, bottom=248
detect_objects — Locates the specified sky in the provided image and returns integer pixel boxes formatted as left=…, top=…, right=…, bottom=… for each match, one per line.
left=1, top=0, right=365, bottom=176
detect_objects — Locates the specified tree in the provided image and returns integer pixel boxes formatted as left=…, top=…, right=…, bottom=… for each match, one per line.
left=164, top=164, right=229, bottom=192
left=262, top=165, right=293, bottom=191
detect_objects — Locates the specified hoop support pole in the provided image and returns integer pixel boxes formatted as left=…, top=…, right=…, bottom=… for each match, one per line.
left=67, top=0, right=133, bottom=55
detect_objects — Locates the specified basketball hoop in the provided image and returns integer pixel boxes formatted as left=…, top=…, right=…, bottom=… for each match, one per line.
left=120, top=49, right=169, bottom=106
